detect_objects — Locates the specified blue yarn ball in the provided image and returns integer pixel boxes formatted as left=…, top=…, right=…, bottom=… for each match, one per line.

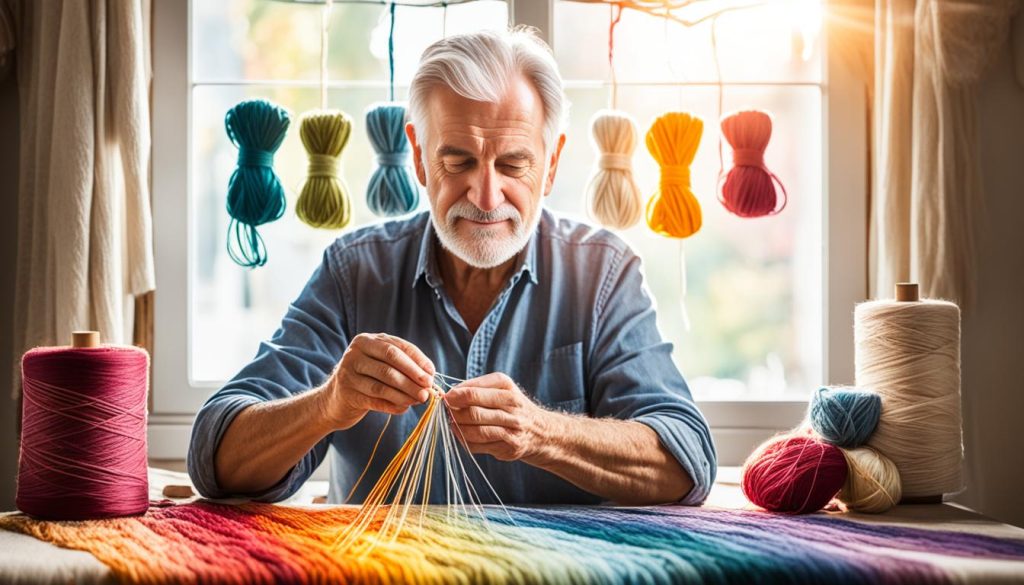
left=808, top=387, right=881, bottom=449
left=365, top=104, right=420, bottom=217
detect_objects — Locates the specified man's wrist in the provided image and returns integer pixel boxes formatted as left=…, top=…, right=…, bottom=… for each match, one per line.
left=523, top=407, right=569, bottom=469
left=312, top=380, right=360, bottom=432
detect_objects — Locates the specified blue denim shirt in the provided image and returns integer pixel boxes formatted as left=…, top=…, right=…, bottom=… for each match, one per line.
left=187, top=209, right=717, bottom=505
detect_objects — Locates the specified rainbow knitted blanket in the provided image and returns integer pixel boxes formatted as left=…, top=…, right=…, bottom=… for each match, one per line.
left=2, top=502, right=1023, bottom=584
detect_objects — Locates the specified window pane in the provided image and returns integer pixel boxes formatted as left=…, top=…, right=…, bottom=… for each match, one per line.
left=554, top=0, right=823, bottom=83
left=554, top=85, right=822, bottom=400
left=193, top=0, right=509, bottom=83
left=191, top=84, right=426, bottom=382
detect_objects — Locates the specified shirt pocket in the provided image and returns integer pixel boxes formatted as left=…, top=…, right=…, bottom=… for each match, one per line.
left=520, top=342, right=586, bottom=411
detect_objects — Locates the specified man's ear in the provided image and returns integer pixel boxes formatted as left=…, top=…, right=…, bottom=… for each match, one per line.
left=405, top=123, right=427, bottom=187
left=543, top=134, right=567, bottom=198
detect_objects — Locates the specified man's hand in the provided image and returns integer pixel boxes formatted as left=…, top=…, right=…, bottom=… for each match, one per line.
left=444, top=372, right=552, bottom=462
left=323, top=333, right=436, bottom=430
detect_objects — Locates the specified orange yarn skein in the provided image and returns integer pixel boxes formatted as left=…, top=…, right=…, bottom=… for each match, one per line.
left=645, top=112, right=704, bottom=238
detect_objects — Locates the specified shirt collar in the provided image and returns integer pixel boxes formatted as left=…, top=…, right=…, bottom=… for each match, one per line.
left=411, top=214, right=540, bottom=289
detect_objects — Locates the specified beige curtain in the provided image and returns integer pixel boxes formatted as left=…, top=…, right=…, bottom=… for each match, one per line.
left=3, top=0, right=155, bottom=399
left=871, top=0, right=1018, bottom=306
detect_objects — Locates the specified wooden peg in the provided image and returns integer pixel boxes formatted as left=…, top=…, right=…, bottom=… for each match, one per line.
left=71, top=331, right=100, bottom=348
left=895, top=283, right=919, bottom=302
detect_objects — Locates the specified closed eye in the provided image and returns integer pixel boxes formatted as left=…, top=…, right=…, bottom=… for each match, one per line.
left=443, top=158, right=474, bottom=170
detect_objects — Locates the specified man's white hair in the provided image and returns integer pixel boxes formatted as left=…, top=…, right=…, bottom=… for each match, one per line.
left=407, top=26, right=570, bottom=157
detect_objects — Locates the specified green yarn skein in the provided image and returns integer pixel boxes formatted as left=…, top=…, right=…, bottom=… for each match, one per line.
left=366, top=103, right=420, bottom=217
left=224, top=99, right=290, bottom=268
left=296, top=110, right=352, bottom=230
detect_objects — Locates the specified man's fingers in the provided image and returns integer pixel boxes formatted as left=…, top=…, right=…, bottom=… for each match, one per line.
left=355, top=357, right=430, bottom=402
left=360, top=334, right=433, bottom=388
left=452, top=424, right=507, bottom=444
left=380, top=334, right=436, bottom=380
left=458, top=372, right=515, bottom=390
left=445, top=386, right=518, bottom=410
left=353, top=374, right=421, bottom=409
left=366, top=397, right=409, bottom=416
left=448, top=405, right=519, bottom=428
left=462, top=440, right=514, bottom=460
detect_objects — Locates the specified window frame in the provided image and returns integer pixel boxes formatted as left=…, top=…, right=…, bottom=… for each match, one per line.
left=149, top=0, right=868, bottom=465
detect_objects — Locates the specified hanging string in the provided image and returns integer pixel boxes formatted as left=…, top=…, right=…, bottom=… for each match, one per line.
left=441, top=0, right=448, bottom=37
left=679, top=240, right=690, bottom=330
left=321, top=0, right=333, bottom=109
left=712, top=14, right=725, bottom=180
left=388, top=1, right=397, bottom=102
left=296, top=0, right=353, bottom=229
left=608, top=4, right=623, bottom=109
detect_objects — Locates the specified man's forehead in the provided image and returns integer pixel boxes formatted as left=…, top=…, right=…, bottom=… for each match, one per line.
left=424, top=75, right=545, bottom=143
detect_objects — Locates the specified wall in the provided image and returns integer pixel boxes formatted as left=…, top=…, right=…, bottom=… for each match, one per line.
left=0, top=69, right=20, bottom=511
left=954, top=40, right=1024, bottom=527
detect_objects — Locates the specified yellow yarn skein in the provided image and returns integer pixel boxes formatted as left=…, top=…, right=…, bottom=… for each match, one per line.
left=644, top=112, right=704, bottom=238
left=585, top=110, right=643, bottom=230
left=296, top=110, right=352, bottom=229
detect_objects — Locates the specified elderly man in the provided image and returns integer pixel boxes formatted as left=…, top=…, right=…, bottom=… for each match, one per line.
left=188, top=28, right=716, bottom=506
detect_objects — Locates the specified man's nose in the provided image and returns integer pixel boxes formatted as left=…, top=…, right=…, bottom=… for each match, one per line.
left=467, top=163, right=505, bottom=212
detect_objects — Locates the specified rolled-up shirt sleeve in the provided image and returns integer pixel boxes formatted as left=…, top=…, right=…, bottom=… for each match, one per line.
left=187, top=248, right=351, bottom=501
left=587, top=249, right=717, bottom=505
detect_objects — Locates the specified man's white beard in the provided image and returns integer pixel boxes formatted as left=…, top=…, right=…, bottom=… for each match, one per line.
left=431, top=199, right=542, bottom=269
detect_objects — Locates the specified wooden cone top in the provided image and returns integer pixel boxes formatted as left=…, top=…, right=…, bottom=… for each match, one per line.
left=72, top=331, right=101, bottom=348
left=895, top=283, right=919, bottom=302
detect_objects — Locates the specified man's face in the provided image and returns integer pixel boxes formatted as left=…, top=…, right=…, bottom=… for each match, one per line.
left=406, top=74, right=565, bottom=269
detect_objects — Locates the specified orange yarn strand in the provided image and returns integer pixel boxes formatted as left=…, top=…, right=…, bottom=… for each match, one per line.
left=645, top=112, right=704, bottom=238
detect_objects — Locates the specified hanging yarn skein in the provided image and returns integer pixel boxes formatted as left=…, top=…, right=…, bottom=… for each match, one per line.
left=296, top=0, right=354, bottom=230
left=296, top=109, right=353, bottom=229
left=718, top=109, right=788, bottom=218
left=587, top=110, right=643, bottom=229
left=366, top=103, right=419, bottom=216
left=365, top=3, right=420, bottom=217
left=856, top=283, right=964, bottom=501
left=645, top=112, right=704, bottom=238
left=224, top=99, right=290, bottom=267
left=584, top=7, right=642, bottom=230
left=17, top=332, right=150, bottom=520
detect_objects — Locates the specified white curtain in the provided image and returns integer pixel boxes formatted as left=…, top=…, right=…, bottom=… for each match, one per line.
left=871, top=0, right=1018, bottom=306
left=2, top=0, right=155, bottom=399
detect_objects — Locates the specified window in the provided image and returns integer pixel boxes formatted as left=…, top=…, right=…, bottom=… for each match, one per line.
left=151, top=0, right=867, bottom=464
left=190, top=0, right=509, bottom=383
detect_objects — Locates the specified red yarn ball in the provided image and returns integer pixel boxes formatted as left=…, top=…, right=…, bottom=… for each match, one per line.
left=741, top=433, right=849, bottom=514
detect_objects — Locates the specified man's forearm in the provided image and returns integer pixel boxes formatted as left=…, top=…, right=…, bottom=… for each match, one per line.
left=525, top=414, right=693, bottom=505
left=213, top=385, right=336, bottom=495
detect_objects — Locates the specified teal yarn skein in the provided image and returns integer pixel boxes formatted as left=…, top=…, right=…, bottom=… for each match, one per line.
left=809, top=387, right=882, bottom=449
left=224, top=99, right=290, bottom=268
left=365, top=104, right=420, bottom=217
